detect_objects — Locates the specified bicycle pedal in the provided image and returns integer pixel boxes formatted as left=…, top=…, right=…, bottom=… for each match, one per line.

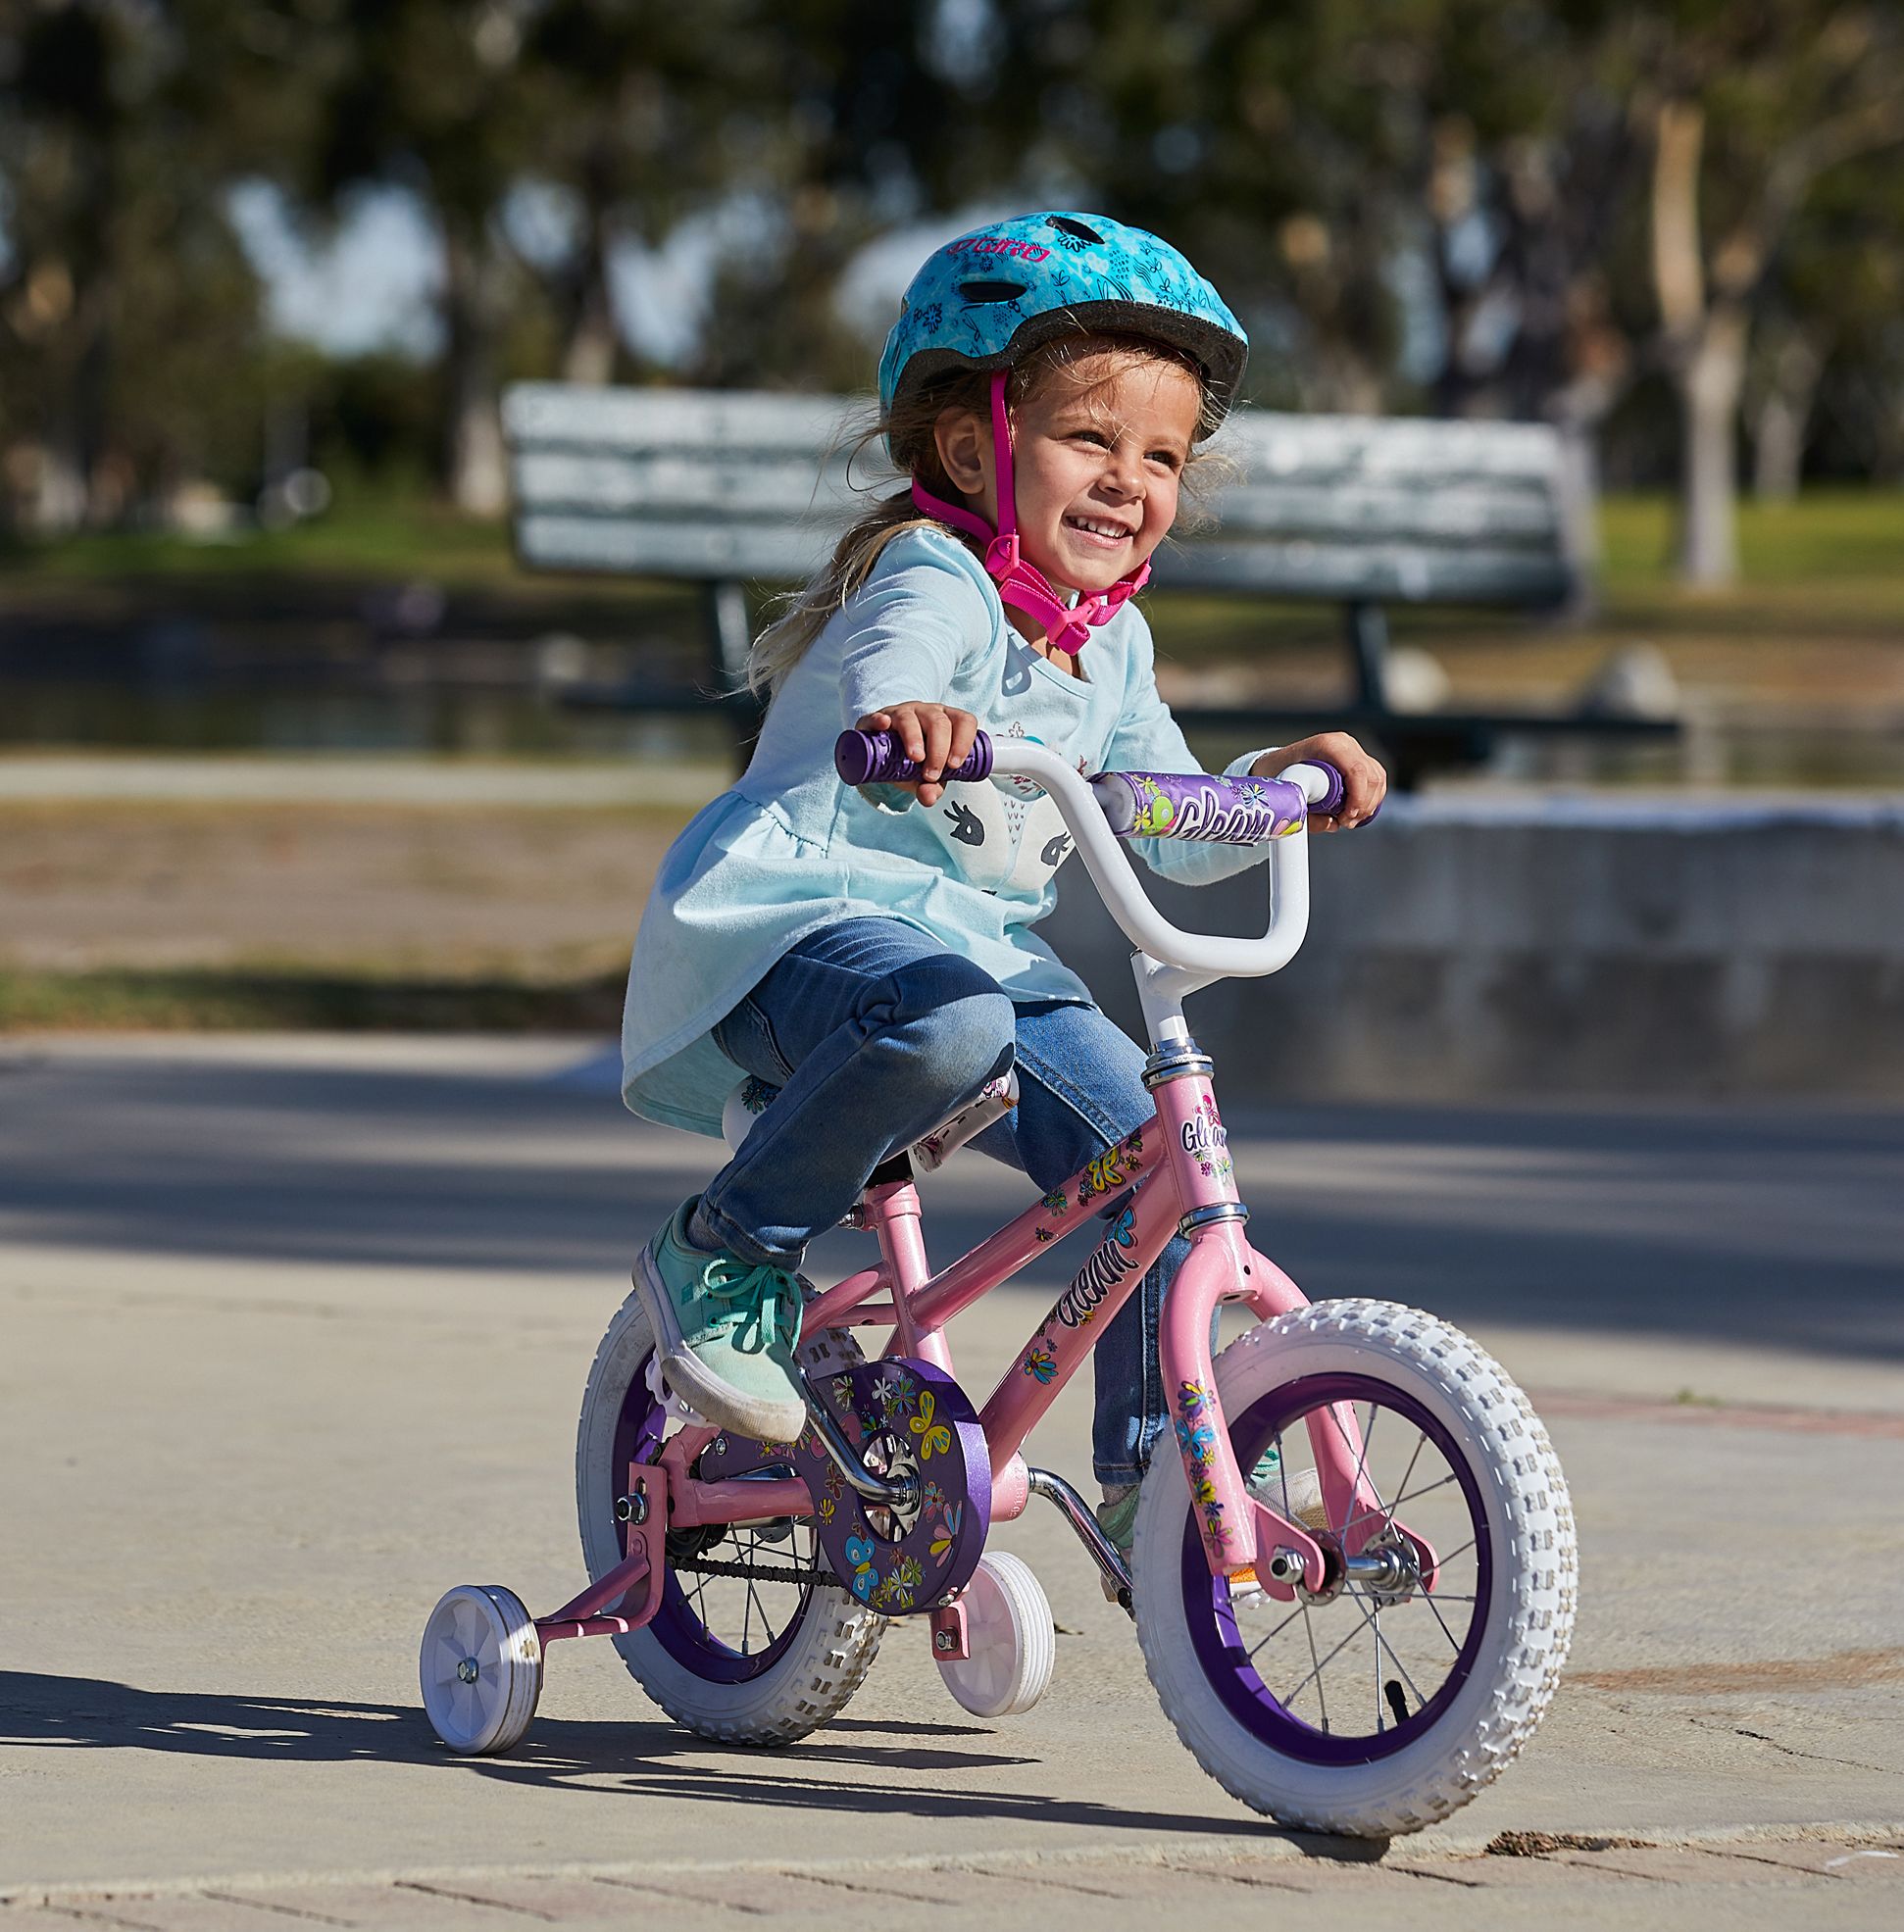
left=644, top=1352, right=714, bottom=1430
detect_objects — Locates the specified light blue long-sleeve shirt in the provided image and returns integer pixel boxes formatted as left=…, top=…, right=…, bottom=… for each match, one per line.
left=621, top=525, right=1274, bottom=1136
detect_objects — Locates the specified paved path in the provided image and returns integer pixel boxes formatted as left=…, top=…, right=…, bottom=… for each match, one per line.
left=2, top=1037, right=1901, bottom=1926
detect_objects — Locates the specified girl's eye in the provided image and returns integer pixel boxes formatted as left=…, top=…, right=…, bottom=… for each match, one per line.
left=1147, top=449, right=1183, bottom=471
left=1070, top=429, right=1109, bottom=448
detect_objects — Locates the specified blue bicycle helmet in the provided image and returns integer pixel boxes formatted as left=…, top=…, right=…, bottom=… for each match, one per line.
left=878, top=213, right=1248, bottom=658
left=878, top=211, right=1248, bottom=427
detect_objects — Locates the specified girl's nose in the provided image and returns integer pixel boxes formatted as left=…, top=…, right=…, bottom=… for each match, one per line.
left=1099, top=443, right=1143, bottom=499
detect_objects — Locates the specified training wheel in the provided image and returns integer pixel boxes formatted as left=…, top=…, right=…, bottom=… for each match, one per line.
left=419, top=1583, right=543, bottom=1755
left=935, top=1552, right=1055, bottom=1719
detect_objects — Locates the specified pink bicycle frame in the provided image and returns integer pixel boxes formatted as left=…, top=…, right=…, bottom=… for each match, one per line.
left=678, top=1066, right=1383, bottom=1586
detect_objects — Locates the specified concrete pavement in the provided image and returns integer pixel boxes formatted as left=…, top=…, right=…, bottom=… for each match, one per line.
left=2, top=1036, right=1901, bottom=1925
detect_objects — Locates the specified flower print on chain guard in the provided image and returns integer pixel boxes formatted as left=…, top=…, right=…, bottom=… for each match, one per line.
left=695, top=1355, right=990, bottom=1615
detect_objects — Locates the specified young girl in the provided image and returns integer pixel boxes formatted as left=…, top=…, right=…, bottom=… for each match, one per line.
left=620, top=212, right=1384, bottom=1558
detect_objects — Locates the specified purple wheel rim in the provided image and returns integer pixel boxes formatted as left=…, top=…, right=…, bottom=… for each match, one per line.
left=1180, top=1372, right=1493, bottom=1764
left=610, top=1360, right=816, bottom=1685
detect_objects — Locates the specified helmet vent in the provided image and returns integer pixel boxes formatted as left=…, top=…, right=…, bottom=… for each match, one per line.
left=1049, top=217, right=1103, bottom=243
left=960, top=279, right=1027, bottom=305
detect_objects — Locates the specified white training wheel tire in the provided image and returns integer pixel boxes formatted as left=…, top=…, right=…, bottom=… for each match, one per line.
left=420, top=1583, right=543, bottom=1755
left=936, top=1552, right=1056, bottom=1719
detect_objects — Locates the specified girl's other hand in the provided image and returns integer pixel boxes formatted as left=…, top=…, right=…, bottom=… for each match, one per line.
left=855, top=704, right=979, bottom=808
left=1252, top=733, right=1387, bottom=831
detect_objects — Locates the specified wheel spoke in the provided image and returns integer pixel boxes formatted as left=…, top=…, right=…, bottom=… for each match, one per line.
left=1378, top=1432, right=1428, bottom=1540
left=1280, top=1613, right=1365, bottom=1710
left=1325, top=1399, right=1383, bottom=1538
left=1419, top=1583, right=1466, bottom=1656
left=1373, top=1603, right=1382, bottom=1731
left=1348, top=1590, right=1430, bottom=1710
left=1245, top=1600, right=1309, bottom=1662
left=1337, top=1471, right=1458, bottom=1542
left=1303, top=1595, right=1329, bottom=1731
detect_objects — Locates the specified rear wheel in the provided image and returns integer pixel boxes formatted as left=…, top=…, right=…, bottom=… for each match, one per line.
left=1134, top=1300, right=1575, bottom=1837
left=576, top=1284, right=881, bottom=1745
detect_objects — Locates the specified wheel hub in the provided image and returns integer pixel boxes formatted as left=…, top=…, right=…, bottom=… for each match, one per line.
left=456, top=1657, right=479, bottom=1684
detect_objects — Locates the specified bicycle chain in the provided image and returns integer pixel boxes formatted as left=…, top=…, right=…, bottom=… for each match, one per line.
left=673, top=1554, right=830, bottom=1586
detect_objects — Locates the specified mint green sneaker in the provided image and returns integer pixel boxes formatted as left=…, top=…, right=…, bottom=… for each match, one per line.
left=1095, top=1484, right=1141, bottom=1602
left=633, top=1202, right=809, bottom=1443
left=1096, top=1483, right=1141, bottom=1556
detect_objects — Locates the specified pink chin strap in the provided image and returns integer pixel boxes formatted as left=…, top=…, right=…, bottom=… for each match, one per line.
left=910, top=370, right=1149, bottom=657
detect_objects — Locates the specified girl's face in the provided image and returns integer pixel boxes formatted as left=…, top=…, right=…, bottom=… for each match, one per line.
left=935, top=350, right=1203, bottom=603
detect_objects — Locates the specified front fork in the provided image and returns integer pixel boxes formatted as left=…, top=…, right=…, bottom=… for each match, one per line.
left=1148, top=1056, right=1383, bottom=1592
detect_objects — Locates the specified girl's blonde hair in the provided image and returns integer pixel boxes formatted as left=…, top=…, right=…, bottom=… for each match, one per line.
left=745, top=330, right=1231, bottom=698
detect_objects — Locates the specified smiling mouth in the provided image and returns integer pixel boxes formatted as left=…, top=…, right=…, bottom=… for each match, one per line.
left=1064, top=515, right=1135, bottom=546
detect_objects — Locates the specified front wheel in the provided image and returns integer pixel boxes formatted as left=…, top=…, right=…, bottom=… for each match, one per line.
left=1134, top=1300, right=1576, bottom=1837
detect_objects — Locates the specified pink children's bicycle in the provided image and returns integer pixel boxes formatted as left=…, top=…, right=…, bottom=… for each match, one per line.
left=420, top=734, right=1577, bottom=1838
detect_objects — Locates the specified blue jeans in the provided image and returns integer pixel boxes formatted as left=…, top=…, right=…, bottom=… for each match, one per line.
left=694, top=917, right=1186, bottom=1488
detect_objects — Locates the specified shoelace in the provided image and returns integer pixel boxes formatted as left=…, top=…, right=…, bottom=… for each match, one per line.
left=699, top=1256, right=803, bottom=1355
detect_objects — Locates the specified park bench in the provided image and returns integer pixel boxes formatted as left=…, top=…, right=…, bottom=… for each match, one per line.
left=503, top=382, right=1676, bottom=787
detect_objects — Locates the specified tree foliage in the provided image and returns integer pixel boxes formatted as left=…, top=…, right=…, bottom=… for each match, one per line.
left=0, top=0, right=1897, bottom=574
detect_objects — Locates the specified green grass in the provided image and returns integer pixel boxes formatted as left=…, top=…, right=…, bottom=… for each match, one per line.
left=1599, top=491, right=1904, bottom=587
left=3, top=487, right=1897, bottom=605
left=0, top=495, right=517, bottom=588
left=0, top=965, right=625, bottom=1033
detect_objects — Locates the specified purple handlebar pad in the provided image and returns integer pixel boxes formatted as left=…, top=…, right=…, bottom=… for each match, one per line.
left=1088, top=770, right=1311, bottom=844
left=835, top=727, right=994, bottom=787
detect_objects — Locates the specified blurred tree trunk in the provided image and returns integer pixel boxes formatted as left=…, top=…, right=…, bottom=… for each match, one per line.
left=1752, top=325, right=1829, bottom=501
left=558, top=156, right=618, bottom=385
left=441, top=217, right=509, bottom=518
left=1652, top=98, right=1741, bottom=587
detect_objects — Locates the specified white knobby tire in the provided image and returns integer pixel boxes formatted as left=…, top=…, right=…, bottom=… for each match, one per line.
left=576, top=1283, right=882, bottom=1745
left=419, top=1583, right=542, bottom=1755
left=1134, top=1300, right=1576, bottom=1837
left=936, top=1552, right=1056, bottom=1719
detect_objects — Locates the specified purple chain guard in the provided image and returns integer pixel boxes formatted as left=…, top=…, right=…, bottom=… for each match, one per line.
left=698, top=1356, right=991, bottom=1617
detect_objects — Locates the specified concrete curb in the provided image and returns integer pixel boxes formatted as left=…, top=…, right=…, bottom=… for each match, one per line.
left=6, top=1819, right=1900, bottom=1907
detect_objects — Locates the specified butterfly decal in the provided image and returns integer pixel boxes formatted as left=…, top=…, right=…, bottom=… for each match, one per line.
left=909, top=1389, right=952, bottom=1460
left=845, top=1533, right=878, bottom=1600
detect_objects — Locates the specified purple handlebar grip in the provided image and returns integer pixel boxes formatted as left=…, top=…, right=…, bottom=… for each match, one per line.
left=1088, top=770, right=1310, bottom=845
left=1308, top=761, right=1347, bottom=817
left=835, top=728, right=994, bottom=787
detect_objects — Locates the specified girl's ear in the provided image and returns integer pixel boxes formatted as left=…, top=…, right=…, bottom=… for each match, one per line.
left=932, top=406, right=989, bottom=500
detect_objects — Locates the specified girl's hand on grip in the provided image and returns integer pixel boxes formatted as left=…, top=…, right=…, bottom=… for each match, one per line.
left=1253, top=733, right=1387, bottom=831
left=854, top=704, right=978, bottom=807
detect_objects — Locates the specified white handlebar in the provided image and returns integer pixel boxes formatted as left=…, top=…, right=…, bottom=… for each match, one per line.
left=990, top=742, right=1320, bottom=997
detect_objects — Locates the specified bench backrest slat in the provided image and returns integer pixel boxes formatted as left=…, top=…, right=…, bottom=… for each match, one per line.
left=505, top=381, right=1583, bottom=608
